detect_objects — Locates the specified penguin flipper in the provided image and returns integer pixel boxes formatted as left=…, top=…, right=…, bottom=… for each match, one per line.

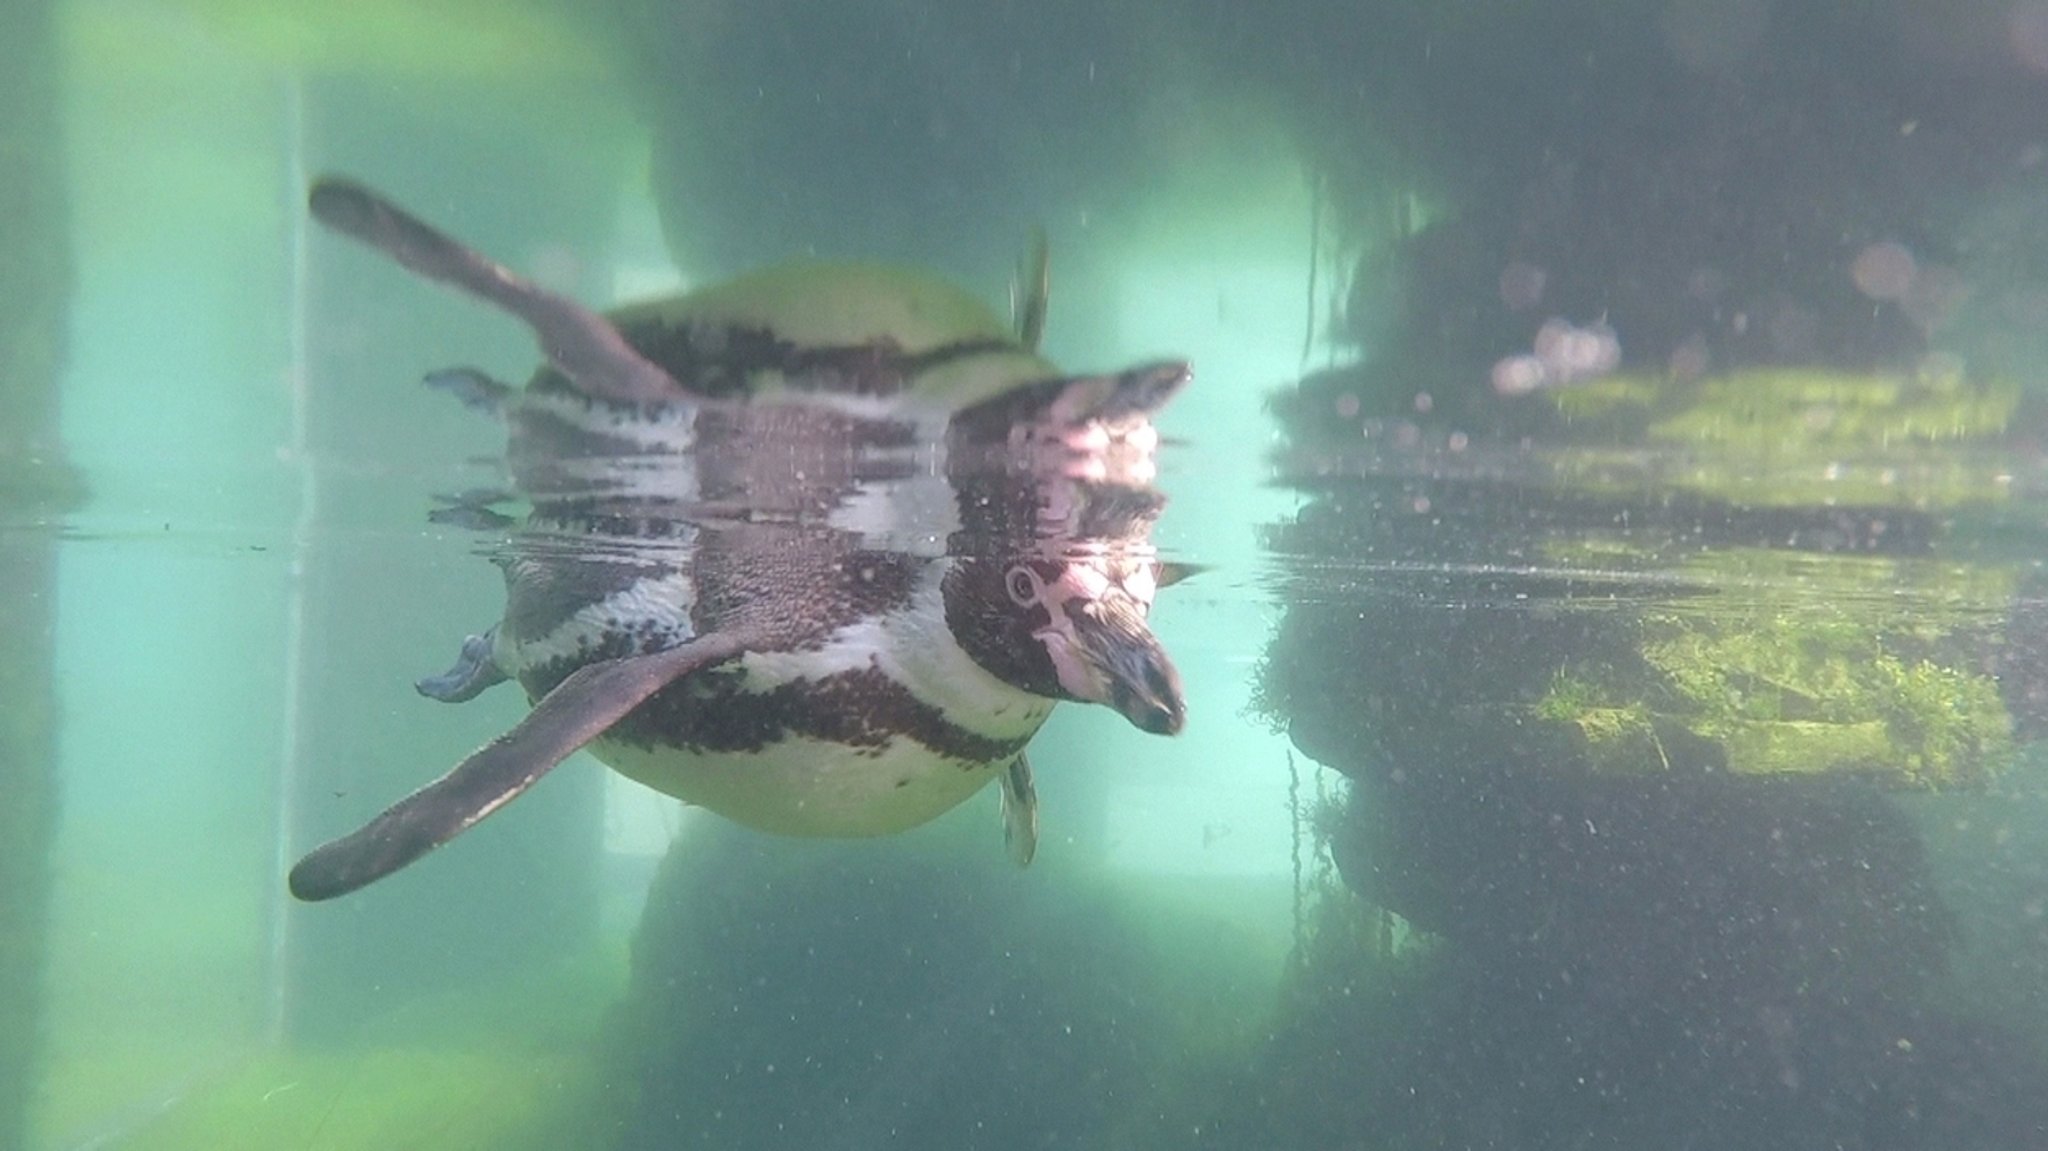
left=289, top=630, right=758, bottom=900
left=308, top=176, right=685, bottom=405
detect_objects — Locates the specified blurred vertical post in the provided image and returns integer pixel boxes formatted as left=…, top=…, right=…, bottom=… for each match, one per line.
left=279, top=77, right=616, bottom=1039
left=0, top=0, right=76, bottom=1143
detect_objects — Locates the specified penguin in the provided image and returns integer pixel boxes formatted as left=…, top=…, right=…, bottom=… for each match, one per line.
left=287, top=178, right=1190, bottom=900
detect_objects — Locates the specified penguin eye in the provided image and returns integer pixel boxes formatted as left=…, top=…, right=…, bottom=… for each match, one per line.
left=1005, top=565, right=1043, bottom=608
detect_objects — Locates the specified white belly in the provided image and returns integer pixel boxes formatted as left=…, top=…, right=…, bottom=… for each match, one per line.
left=592, top=734, right=1018, bottom=837
left=588, top=560, right=1055, bottom=837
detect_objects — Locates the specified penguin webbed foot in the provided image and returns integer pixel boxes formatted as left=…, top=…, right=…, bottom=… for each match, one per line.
left=416, top=629, right=507, bottom=702
left=999, top=753, right=1039, bottom=868
left=427, top=495, right=516, bottom=532
left=424, top=366, right=514, bottom=414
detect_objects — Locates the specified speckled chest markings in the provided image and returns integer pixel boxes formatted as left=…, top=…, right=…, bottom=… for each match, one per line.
left=286, top=176, right=1190, bottom=902
left=505, top=547, right=1024, bottom=766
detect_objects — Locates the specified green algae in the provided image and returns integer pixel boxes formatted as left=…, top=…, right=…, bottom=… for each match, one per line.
left=1523, top=557, right=2016, bottom=789
left=1646, top=368, right=2015, bottom=450
left=1549, top=367, right=2024, bottom=509
left=1533, top=672, right=1665, bottom=771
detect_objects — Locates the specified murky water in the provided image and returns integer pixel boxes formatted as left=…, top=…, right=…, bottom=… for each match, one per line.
left=7, top=2, right=2048, bottom=1149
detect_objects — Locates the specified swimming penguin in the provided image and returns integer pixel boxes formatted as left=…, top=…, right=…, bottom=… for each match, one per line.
left=287, top=177, right=1190, bottom=900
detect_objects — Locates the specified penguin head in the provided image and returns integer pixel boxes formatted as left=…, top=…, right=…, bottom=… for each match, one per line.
left=945, top=549, right=1185, bottom=735
left=943, top=358, right=1192, bottom=735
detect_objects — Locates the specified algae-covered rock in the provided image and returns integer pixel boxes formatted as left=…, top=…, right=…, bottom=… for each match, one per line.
left=1524, top=548, right=2015, bottom=789
left=1245, top=4, right=2048, bottom=1145
left=1548, top=367, right=2026, bottom=508
left=1268, top=360, right=2028, bottom=797
left=1195, top=770, right=2048, bottom=1151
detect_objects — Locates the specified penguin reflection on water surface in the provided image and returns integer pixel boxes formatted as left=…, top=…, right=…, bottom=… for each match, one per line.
left=287, top=177, right=1191, bottom=901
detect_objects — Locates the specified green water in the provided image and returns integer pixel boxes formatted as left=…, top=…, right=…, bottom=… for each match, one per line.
left=9, top=2, right=2048, bottom=1149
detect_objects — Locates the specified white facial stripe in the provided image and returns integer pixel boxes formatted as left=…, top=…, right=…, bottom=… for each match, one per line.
left=1122, top=563, right=1158, bottom=606
left=1034, top=627, right=1100, bottom=699
left=1063, top=423, right=1111, bottom=452
left=1047, top=415, right=1163, bottom=486
left=1028, top=555, right=1163, bottom=703
left=1036, top=551, right=1160, bottom=617
left=1054, top=563, right=1111, bottom=602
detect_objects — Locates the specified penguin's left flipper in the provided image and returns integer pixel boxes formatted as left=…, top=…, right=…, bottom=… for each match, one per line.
left=289, top=629, right=760, bottom=901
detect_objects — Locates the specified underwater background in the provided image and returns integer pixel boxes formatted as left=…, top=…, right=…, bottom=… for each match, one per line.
left=5, top=1, right=2048, bottom=1148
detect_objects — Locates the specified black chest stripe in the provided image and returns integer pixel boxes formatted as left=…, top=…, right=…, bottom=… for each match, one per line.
left=595, top=321, right=1018, bottom=400
left=599, top=664, right=1034, bottom=765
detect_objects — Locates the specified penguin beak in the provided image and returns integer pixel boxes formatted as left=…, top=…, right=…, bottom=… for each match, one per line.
left=1048, top=600, right=1186, bottom=735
